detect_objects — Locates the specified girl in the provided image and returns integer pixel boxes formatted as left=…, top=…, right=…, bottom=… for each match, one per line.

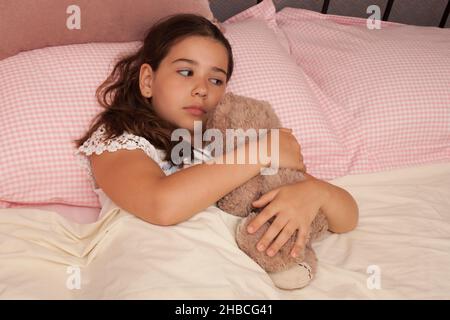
left=75, top=14, right=358, bottom=289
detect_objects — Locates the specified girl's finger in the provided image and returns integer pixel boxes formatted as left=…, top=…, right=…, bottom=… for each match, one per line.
left=247, top=203, right=278, bottom=234
left=290, top=227, right=311, bottom=258
left=252, top=187, right=280, bottom=208
left=256, top=215, right=289, bottom=254
left=265, top=223, right=296, bottom=257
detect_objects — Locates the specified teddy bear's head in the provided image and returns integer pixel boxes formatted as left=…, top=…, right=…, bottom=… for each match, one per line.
left=205, top=92, right=282, bottom=134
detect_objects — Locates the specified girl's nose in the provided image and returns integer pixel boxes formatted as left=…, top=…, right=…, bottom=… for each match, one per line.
left=193, top=91, right=207, bottom=98
left=191, top=80, right=208, bottom=98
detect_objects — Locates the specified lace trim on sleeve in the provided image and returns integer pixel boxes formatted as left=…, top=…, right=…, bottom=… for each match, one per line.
left=74, top=125, right=165, bottom=184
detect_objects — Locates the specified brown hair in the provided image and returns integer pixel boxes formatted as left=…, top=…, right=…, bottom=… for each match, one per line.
left=73, top=14, right=233, bottom=167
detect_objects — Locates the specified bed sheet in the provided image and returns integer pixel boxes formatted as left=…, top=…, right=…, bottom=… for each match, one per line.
left=6, top=204, right=101, bottom=224
left=1, top=161, right=449, bottom=299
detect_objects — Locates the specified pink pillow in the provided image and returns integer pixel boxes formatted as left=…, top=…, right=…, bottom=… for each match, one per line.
left=223, top=0, right=290, bottom=53
left=276, top=7, right=450, bottom=174
left=0, top=0, right=214, bottom=61
left=0, top=7, right=346, bottom=210
left=223, top=19, right=348, bottom=179
left=0, top=42, right=141, bottom=208
left=222, top=0, right=355, bottom=178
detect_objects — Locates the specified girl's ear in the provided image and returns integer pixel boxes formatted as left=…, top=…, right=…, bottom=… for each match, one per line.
left=139, top=63, right=153, bottom=98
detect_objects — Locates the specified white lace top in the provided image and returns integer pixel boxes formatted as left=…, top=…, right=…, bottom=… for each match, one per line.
left=75, top=124, right=212, bottom=212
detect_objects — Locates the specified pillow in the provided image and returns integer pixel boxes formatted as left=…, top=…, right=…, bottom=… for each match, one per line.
left=0, top=0, right=214, bottom=61
left=222, top=18, right=348, bottom=179
left=276, top=7, right=450, bottom=175
left=0, top=9, right=347, bottom=209
left=223, top=0, right=290, bottom=53
left=0, top=42, right=141, bottom=208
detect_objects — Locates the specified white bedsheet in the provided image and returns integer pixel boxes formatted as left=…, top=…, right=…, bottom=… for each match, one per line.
left=1, top=162, right=449, bottom=299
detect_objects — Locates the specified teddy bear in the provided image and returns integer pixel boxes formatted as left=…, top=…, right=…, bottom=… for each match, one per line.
left=202, top=92, right=329, bottom=290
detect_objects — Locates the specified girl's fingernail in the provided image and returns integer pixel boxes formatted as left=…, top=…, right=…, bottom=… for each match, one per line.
left=291, top=251, right=297, bottom=258
left=267, top=249, right=274, bottom=256
left=257, top=244, right=264, bottom=251
left=247, top=226, right=254, bottom=233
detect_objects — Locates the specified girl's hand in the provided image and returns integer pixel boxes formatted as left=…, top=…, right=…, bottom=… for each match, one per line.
left=261, top=128, right=306, bottom=172
left=246, top=179, right=329, bottom=258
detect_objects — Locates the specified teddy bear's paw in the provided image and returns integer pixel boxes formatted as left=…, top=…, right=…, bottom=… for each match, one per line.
left=268, top=262, right=313, bottom=290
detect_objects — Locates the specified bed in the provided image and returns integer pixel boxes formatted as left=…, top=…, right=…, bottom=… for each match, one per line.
left=1, top=0, right=449, bottom=300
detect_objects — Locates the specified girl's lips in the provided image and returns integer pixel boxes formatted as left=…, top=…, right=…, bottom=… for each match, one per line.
left=183, top=107, right=205, bottom=116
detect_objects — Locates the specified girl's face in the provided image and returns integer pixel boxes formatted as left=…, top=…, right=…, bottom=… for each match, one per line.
left=139, top=35, right=229, bottom=135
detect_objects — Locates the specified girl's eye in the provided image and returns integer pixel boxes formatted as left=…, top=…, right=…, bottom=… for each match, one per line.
left=210, top=78, right=224, bottom=86
left=178, top=70, right=224, bottom=86
left=178, top=70, right=192, bottom=77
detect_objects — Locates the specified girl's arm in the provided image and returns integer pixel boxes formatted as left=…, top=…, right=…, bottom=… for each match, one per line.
left=92, top=136, right=269, bottom=226
left=305, top=173, right=359, bottom=233
left=155, top=139, right=265, bottom=225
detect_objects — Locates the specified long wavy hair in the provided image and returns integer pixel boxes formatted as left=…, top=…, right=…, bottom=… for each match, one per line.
left=74, top=14, right=234, bottom=167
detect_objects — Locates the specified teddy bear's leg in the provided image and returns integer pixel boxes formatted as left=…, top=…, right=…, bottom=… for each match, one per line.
left=268, top=244, right=317, bottom=290
left=267, top=262, right=313, bottom=290
left=235, top=212, right=300, bottom=273
left=235, top=214, right=323, bottom=290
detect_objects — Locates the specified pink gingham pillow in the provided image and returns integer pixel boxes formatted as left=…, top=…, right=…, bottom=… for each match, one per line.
left=276, top=7, right=450, bottom=174
left=0, top=42, right=141, bottom=208
left=0, top=15, right=346, bottom=209
left=223, top=18, right=349, bottom=180
left=223, top=0, right=290, bottom=53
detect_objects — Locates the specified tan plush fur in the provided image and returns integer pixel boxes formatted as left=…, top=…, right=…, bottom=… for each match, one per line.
left=205, top=92, right=328, bottom=276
